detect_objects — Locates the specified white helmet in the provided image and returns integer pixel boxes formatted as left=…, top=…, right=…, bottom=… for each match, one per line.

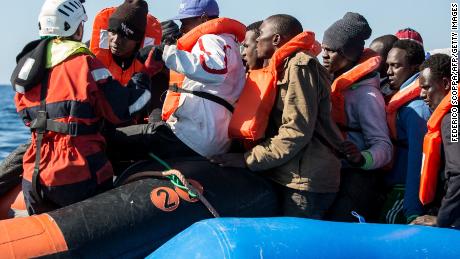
left=38, top=0, right=88, bottom=37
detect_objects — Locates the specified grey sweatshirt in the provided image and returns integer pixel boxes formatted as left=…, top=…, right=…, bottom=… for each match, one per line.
left=343, top=73, right=393, bottom=169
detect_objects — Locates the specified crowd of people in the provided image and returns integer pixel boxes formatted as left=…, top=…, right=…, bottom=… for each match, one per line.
left=4, top=0, right=459, bottom=230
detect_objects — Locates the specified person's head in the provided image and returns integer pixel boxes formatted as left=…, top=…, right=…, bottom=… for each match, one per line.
left=171, top=0, right=219, bottom=34
left=108, top=0, right=148, bottom=58
left=242, top=21, right=263, bottom=71
left=419, top=54, right=451, bottom=110
left=369, top=34, right=398, bottom=78
left=395, top=28, right=423, bottom=46
left=161, top=20, right=182, bottom=45
left=256, top=14, right=303, bottom=60
left=38, top=0, right=87, bottom=41
left=386, top=39, right=425, bottom=90
left=322, top=12, right=372, bottom=77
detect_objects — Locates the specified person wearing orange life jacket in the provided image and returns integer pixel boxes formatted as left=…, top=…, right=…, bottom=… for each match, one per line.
left=89, top=0, right=167, bottom=127
left=241, top=21, right=265, bottom=72
left=160, top=0, right=246, bottom=158
left=320, top=12, right=392, bottom=222
left=211, top=14, right=344, bottom=219
left=106, top=0, right=246, bottom=160
left=89, top=0, right=162, bottom=87
left=228, top=19, right=323, bottom=148
left=409, top=54, right=460, bottom=229
left=223, top=20, right=268, bottom=151
left=382, top=40, right=432, bottom=224
left=10, top=0, right=151, bottom=215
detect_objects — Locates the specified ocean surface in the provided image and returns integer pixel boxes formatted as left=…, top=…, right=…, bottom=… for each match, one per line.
left=0, top=85, right=30, bottom=161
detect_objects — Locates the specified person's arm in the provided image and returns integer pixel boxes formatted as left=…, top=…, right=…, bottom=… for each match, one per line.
left=244, top=58, right=321, bottom=171
left=162, top=34, right=229, bottom=85
left=437, top=114, right=460, bottom=228
left=401, top=103, right=430, bottom=221
left=87, top=56, right=151, bottom=125
left=355, top=87, right=393, bottom=169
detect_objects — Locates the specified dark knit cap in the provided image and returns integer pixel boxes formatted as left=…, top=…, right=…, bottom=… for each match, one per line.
left=323, top=12, right=372, bottom=62
left=109, top=0, right=148, bottom=41
left=161, top=20, right=181, bottom=44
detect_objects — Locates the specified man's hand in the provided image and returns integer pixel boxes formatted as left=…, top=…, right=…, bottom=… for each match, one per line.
left=340, top=141, right=365, bottom=167
left=410, top=215, right=437, bottom=226
left=209, top=153, right=247, bottom=168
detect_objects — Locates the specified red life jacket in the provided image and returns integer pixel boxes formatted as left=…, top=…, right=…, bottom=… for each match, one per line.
left=160, top=17, right=246, bottom=121
left=15, top=53, right=120, bottom=188
left=89, top=7, right=162, bottom=86
left=330, top=49, right=381, bottom=130
left=419, top=92, right=453, bottom=205
left=228, top=31, right=319, bottom=142
left=386, top=78, right=421, bottom=139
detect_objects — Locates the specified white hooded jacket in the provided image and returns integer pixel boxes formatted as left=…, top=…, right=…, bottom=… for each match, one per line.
left=162, top=33, right=245, bottom=157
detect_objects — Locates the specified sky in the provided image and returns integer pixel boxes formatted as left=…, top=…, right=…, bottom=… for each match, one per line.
left=0, top=0, right=452, bottom=85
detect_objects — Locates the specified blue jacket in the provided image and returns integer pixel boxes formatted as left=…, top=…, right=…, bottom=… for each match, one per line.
left=385, top=73, right=432, bottom=219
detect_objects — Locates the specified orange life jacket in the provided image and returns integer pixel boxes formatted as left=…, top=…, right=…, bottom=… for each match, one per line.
left=330, top=49, right=381, bottom=130
left=419, top=92, right=453, bottom=205
left=89, top=7, right=162, bottom=86
left=161, top=70, right=185, bottom=121
left=228, top=31, right=319, bottom=141
left=386, top=78, right=421, bottom=139
left=176, top=18, right=246, bottom=52
left=160, top=17, right=246, bottom=121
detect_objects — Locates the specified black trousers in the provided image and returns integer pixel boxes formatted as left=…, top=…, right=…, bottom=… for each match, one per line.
left=105, top=121, right=199, bottom=165
left=326, top=168, right=386, bottom=222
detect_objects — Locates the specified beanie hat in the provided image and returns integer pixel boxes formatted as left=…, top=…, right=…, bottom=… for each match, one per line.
left=323, top=12, right=372, bottom=62
left=161, top=20, right=181, bottom=44
left=108, top=0, right=148, bottom=41
left=395, top=28, right=423, bottom=46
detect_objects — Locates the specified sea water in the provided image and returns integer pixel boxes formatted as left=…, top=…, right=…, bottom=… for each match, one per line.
left=0, top=85, right=30, bottom=161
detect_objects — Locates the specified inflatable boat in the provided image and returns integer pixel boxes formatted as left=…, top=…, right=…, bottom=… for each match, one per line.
left=1, top=156, right=460, bottom=258
left=0, top=158, right=278, bottom=258
left=150, top=217, right=460, bottom=258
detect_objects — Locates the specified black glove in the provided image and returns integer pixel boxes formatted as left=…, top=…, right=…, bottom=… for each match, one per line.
left=136, top=44, right=165, bottom=63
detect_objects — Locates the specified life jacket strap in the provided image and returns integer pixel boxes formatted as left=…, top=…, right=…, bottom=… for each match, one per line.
left=169, top=84, right=234, bottom=113
left=32, top=71, right=49, bottom=203
left=30, top=119, right=100, bottom=137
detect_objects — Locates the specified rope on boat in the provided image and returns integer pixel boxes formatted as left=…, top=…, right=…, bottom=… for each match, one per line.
left=121, top=153, right=220, bottom=218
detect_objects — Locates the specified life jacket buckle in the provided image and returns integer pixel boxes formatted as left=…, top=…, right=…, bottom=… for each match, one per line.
left=169, top=83, right=179, bottom=93
left=31, top=111, right=48, bottom=134
left=68, top=121, right=78, bottom=137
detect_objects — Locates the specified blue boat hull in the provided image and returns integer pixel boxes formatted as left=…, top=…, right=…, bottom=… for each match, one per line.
left=150, top=217, right=460, bottom=258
